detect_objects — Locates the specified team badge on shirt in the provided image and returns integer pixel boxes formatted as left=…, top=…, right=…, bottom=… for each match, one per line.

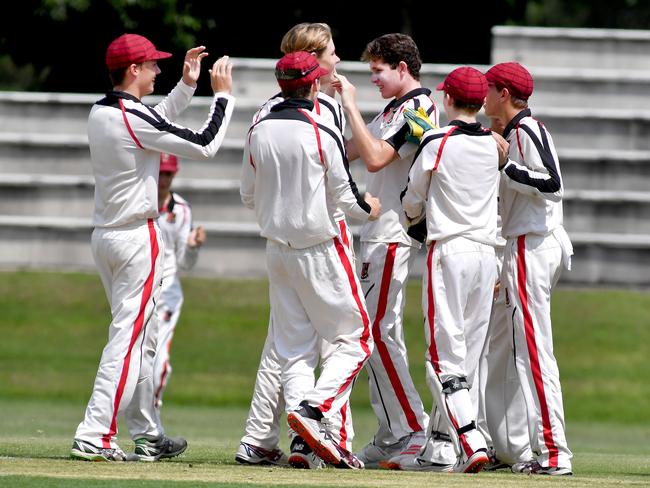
left=360, top=262, right=370, bottom=280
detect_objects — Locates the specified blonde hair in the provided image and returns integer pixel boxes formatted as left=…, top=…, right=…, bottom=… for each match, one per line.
left=281, top=23, right=332, bottom=55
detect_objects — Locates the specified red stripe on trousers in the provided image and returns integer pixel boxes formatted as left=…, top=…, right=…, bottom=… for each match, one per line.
left=318, top=237, right=371, bottom=413
left=370, top=243, right=422, bottom=432
left=338, top=403, right=348, bottom=448
left=426, top=243, right=441, bottom=372
left=102, top=219, right=159, bottom=447
left=154, top=334, right=174, bottom=406
left=338, top=219, right=350, bottom=250
left=517, top=235, right=559, bottom=467
left=426, top=242, right=472, bottom=456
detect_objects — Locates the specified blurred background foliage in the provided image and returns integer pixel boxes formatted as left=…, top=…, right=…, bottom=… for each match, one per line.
left=2, top=0, right=650, bottom=94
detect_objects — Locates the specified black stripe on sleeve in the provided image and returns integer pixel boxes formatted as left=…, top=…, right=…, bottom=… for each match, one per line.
left=317, top=122, right=370, bottom=214
left=505, top=124, right=561, bottom=193
left=317, top=97, right=342, bottom=132
left=386, top=123, right=410, bottom=151
left=125, top=97, right=229, bottom=147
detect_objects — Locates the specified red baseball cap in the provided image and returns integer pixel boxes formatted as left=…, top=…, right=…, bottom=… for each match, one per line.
left=436, top=67, right=488, bottom=105
left=106, top=34, right=172, bottom=71
left=485, top=62, right=534, bottom=101
left=159, top=153, right=179, bottom=173
left=275, top=51, right=329, bottom=92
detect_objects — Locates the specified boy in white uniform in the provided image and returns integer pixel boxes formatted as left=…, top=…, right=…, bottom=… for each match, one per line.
left=394, top=67, right=500, bottom=473
left=152, top=153, right=205, bottom=440
left=236, top=23, right=355, bottom=469
left=483, top=62, right=573, bottom=476
left=334, top=33, right=435, bottom=467
left=241, top=51, right=380, bottom=469
left=71, top=33, right=234, bottom=462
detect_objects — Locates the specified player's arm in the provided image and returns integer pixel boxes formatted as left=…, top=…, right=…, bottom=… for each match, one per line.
left=324, top=130, right=380, bottom=221
left=401, top=137, right=435, bottom=222
left=176, top=205, right=201, bottom=270
left=239, top=131, right=256, bottom=209
left=334, top=74, right=399, bottom=172
left=501, top=125, right=562, bottom=202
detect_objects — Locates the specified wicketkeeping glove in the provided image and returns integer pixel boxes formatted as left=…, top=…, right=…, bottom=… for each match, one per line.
left=404, top=107, right=437, bottom=144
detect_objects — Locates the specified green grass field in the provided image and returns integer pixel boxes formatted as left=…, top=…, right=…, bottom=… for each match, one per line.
left=1, top=271, right=649, bottom=486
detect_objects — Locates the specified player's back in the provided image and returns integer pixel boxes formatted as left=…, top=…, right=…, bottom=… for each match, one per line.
left=247, top=101, right=342, bottom=249
left=419, top=121, right=499, bottom=245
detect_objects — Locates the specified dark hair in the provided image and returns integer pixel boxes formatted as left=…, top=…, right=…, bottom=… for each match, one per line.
left=452, top=100, right=483, bottom=113
left=108, top=67, right=129, bottom=87
left=361, top=33, right=421, bottom=81
left=281, top=84, right=313, bottom=99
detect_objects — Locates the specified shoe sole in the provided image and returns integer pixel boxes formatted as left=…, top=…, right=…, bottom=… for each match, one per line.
left=70, top=450, right=111, bottom=462
left=379, top=461, right=401, bottom=470
left=459, top=453, right=489, bottom=473
left=288, top=453, right=319, bottom=469
left=287, top=412, right=341, bottom=466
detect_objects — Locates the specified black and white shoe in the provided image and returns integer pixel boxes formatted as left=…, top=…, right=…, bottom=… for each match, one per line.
left=288, top=435, right=324, bottom=469
left=134, top=435, right=187, bottom=461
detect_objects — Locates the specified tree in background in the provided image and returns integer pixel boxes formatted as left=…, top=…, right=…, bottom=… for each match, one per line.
left=1, top=0, right=649, bottom=93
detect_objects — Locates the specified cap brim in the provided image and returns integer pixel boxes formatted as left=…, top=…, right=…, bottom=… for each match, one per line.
left=436, top=81, right=445, bottom=91
left=151, top=50, right=173, bottom=61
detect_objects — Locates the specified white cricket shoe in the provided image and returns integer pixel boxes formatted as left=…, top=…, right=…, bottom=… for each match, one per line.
left=235, top=441, right=289, bottom=466
left=453, top=448, right=489, bottom=473
left=378, top=430, right=426, bottom=469
left=512, top=460, right=573, bottom=476
left=287, top=403, right=364, bottom=469
left=70, top=439, right=139, bottom=462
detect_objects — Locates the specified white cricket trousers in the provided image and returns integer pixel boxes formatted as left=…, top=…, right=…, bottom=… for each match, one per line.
left=423, top=237, right=495, bottom=459
left=360, top=241, right=428, bottom=445
left=502, top=233, right=573, bottom=469
left=241, top=221, right=356, bottom=450
left=75, top=219, right=164, bottom=448
left=477, top=249, right=532, bottom=464
left=152, top=278, right=184, bottom=433
left=267, top=237, right=373, bottom=420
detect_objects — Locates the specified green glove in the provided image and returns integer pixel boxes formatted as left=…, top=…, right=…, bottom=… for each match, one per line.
left=404, top=107, right=437, bottom=144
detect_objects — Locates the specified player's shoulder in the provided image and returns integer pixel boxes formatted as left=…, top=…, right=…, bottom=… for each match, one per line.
left=171, top=192, right=191, bottom=209
left=397, top=87, right=434, bottom=110
left=253, top=93, right=284, bottom=124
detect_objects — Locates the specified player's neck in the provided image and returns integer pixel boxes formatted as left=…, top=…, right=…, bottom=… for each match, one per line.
left=158, top=191, right=171, bottom=211
left=394, top=79, right=421, bottom=100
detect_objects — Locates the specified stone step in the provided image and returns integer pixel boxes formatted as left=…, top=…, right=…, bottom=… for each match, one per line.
left=2, top=174, right=650, bottom=235
left=1, top=214, right=649, bottom=287
left=492, top=25, right=650, bottom=70
left=3, top=90, right=650, bottom=150
left=2, top=133, right=650, bottom=191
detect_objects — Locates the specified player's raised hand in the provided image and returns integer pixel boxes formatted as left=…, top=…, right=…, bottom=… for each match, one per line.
left=187, top=225, right=206, bottom=248
left=364, top=192, right=381, bottom=220
left=182, top=46, right=209, bottom=87
left=209, top=56, right=233, bottom=94
left=331, top=73, right=357, bottom=110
